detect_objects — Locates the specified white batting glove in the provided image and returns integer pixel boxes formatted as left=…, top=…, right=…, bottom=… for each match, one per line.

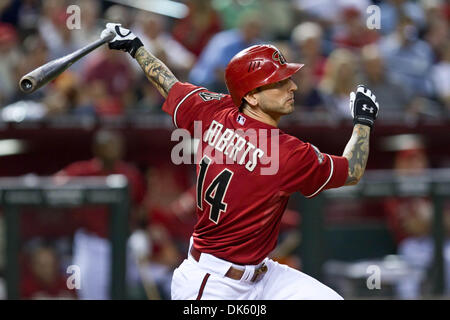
left=100, top=23, right=143, bottom=58
left=349, top=85, right=380, bottom=130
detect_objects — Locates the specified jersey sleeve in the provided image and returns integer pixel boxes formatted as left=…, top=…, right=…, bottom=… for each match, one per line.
left=162, top=82, right=229, bottom=133
left=280, top=142, right=348, bottom=197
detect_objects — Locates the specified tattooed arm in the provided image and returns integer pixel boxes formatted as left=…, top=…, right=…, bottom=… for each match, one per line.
left=342, top=124, right=370, bottom=185
left=135, top=47, right=179, bottom=99
left=342, top=85, right=380, bottom=185
left=100, top=23, right=179, bottom=98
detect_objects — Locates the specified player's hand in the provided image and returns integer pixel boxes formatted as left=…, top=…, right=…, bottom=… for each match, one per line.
left=349, top=85, right=379, bottom=130
left=100, top=23, right=143, bottom=58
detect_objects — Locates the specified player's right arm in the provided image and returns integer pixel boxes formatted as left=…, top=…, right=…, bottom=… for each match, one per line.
left=100, top=23, right=225, bottom=132
left=343, top=85, right=380, bottom=185
left=100, top=23, right=179, bottom=98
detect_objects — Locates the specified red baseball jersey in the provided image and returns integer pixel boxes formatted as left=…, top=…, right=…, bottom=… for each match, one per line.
left=163, top=82, right=348, bottom=265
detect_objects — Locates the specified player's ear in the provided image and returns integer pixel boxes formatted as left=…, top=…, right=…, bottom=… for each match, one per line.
left=243, top=90, right=259, bottom=107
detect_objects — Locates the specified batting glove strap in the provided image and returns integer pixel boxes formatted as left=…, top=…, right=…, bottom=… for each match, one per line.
left=109, top=37, right=143, bottom=58
left=101, top=23, right=144, bottom=58
left=350, top=85, right=379, bottom=130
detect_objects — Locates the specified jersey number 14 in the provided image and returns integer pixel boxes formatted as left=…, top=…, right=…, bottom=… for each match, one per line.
left=197, top=156, right=233, bottom=224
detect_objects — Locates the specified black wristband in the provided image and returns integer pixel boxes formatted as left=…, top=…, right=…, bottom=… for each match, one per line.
left=353, top=116, right=374, bottom=129
left=129, top=37, right=144, bottom=58
left=108, top=37, right=144, bottom=58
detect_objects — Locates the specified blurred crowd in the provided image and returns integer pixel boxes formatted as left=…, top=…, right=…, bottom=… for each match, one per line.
left=0, top=0, right=448, bottom=122
left=0, top=0, right=449, bottom=300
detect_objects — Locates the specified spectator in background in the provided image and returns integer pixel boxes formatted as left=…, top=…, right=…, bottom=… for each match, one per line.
left=0, top=0, right=40, bottom=40
left=290, top=65, right=327, bottom=119
left=133, top=11, right=195, bottom=81
left=291, top=21, right=327, bottom=84
left=21, top=244, right=76, bottom=299
left=423, top=11, right=449, bottom=61
left=211, top=0, right=259, bottom=30
left=378, top=15, right=434, bottom=98
left=71, top=0, right=103, bottom=48
left=131, top=80, right=166, bottom=115
left=430, top=41, right=450, bottom=111
left=360, top=44, right=410, bottom=118
left=81, top=47, right=135, bottom=116
left=55, top=130, right=146, bottom=299
left=0, top=23, right=19, bottom=106
left=188, top=9, right=262, bottom=92
left=15, top=0, right=40, bottom=39
left=103, top=4, right=132, bottom=27
left=292, top=0, right=371, bottom=33
left=333, top=6, right=379, bottom=50
left=259, top=0, right=297, bottom=40
left=43, top=71, right=99, bottom=117
left=9, top=33, right=48, bottom=105
left=421, top=0, right=449, bottom=26
left=41, top=73, right=74, bottom=116
left=212, top=0, right=295, bottom=40
left=37, top=0, right=79, bottom=63
left=383, top=135, right=450, bottom=299
left=138, top=164, right=193, bottom=299
left=172, top=0, right=222, bottom=57
left=0, top=0, right=20, bottom=26
left=318, top=48, right=359, bottom=118
left=378, top=0, right=426, bottom=36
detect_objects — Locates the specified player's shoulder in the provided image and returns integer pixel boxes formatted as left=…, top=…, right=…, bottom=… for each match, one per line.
left=168, top=81, right=235, bottom=117
left=171, top=82, right=231, bottom=103
left=279, top=133, right=307, bottom=150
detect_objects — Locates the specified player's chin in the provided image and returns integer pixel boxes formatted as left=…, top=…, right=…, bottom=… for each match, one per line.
left=283, top=101, right=295, bottom=114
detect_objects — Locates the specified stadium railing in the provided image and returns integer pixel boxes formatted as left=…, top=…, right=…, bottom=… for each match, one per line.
left=0, top=175, right=130, bottom=300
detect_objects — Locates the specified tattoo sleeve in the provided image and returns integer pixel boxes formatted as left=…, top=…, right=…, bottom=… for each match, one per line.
left=134, top=46, right=178, bottom=98
left=342, top=124, right=371, bottom=185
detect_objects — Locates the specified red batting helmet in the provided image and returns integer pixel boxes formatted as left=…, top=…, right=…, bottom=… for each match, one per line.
left=225, top=44, right=304, bottom=106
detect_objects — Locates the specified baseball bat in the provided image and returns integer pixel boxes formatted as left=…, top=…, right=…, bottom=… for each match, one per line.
left=19, top=32, right=115, bottom=94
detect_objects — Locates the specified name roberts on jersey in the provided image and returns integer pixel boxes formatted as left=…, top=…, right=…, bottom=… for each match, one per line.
left=202, top=119, right=277, bottom=173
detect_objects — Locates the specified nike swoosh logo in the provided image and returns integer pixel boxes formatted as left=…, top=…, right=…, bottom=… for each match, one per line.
left=115, top=25, right=131, bottom=37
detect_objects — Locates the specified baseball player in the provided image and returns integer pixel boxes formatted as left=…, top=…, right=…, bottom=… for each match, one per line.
left=101, top=23, right=379, bottom=300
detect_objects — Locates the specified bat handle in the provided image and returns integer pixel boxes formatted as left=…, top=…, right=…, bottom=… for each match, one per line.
left=101, top=31, right=115, bottom=43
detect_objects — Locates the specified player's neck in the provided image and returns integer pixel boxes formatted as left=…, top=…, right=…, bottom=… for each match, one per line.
left=241, top=106, right=280, bottom=127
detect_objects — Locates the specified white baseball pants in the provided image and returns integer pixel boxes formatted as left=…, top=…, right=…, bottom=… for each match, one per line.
left=171, top=241, right=343, bottom=300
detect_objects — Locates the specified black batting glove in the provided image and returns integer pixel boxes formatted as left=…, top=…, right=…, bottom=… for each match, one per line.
left=349, top=85, right=380, bottom=130
left=100, top=23, right=143, bottom=58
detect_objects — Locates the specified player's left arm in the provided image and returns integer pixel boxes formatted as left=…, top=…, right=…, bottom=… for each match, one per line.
left=343, top=85, right=380, bottom=186
left=100, top=23, right=179, bottom=98
left=342, top=124, right=370, bottom=185
left=134, top=47, right=178, bottom=98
